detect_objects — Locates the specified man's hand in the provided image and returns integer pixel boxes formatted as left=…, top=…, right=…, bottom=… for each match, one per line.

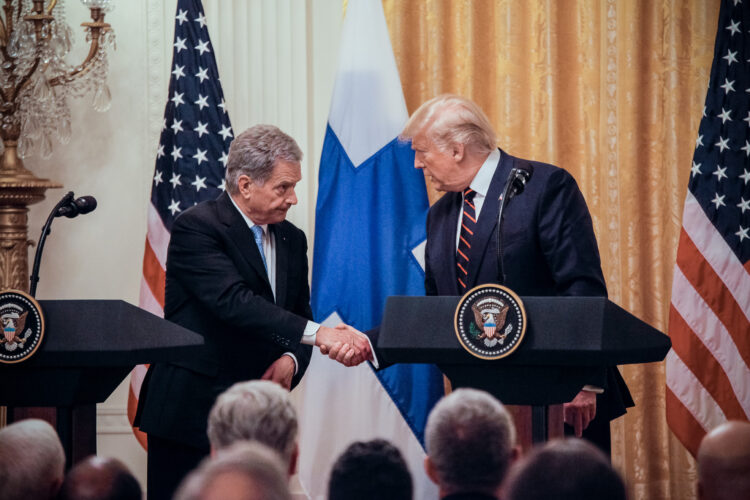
left=563, top=390, right=597, bottom=437
left=316, top=324, right=372, bottom=367
left=261, top=355, right=296, bottom=390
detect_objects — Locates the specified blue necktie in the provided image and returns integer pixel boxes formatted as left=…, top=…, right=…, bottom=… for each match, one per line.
left=251, top=225, right=268, bottom=273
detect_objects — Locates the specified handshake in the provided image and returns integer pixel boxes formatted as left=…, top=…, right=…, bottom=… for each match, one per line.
left=315, top=324, right=375, bottom=367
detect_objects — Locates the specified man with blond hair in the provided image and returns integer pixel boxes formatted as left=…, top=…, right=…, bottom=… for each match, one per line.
left=208, top=380, right=299, bottom=476
left=400, top=94, right=632, bottom=454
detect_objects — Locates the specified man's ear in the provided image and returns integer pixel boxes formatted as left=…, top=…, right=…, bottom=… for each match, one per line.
left=451, top=142, right=465, bottom=163
left=237, top=174, right=254, bottom=197
left=424, top=456, right=440, bottom=486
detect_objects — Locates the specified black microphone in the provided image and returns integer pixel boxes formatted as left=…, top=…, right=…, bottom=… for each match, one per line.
left=56, top=195, right=97, bottom=218
left=496, top=164, right=534, bottom=285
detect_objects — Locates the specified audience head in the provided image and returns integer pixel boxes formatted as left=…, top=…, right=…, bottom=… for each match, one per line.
left=57, top=456, right=141, bottom=500
left=697, top=420, right=750, bottom=500
left=424, top=388, right=517, bottom=498
left=208, top=380, right=298, bottom=475
left=0, top=418, right=65, bottom=500
left=175, top=441, right=291, bottom=500
left=327, top=439, right=412, bottom=500
left=503, top=438, right=627, bottom=500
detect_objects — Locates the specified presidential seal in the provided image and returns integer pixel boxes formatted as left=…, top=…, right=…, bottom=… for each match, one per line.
left=0, top=290, right=45, bottom=364
left=454, top=284, right=526, bottom=360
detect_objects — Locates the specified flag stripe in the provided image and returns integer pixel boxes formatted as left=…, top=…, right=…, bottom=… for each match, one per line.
left=676, top=228, right=750, bottom=362
left=142, top=240, right=166, bottom=308
left=666, top=349, right=727, bottom=432
left=682, top=191, right=750, bottom=320
left=666, top=386, right=707, bottom=457
left=671, top=265, right=750, bottom=416
left=147, top=203, right=170, bottom=268
left=669, top=305, right=746, bottom=419
left=139, top=277, right=164, bottom=317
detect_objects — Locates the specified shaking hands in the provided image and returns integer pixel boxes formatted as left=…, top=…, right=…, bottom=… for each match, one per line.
left=316, top=323, right=374, bottom=367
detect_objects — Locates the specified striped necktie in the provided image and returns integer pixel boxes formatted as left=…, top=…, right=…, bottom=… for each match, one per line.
left=457, top=188, right=477, bottom=292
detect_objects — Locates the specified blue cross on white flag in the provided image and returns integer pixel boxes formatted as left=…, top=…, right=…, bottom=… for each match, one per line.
left=294, top=1, right=444, bottom=498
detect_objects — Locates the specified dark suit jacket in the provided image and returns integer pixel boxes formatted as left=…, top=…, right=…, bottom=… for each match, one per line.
left=135, top=192, right=313, bottom=449
left=425, top=149, right=632, bottom=421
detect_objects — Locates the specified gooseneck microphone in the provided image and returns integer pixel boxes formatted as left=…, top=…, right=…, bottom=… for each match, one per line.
left=29, top=191, right=98, bottom=297
left=496, top=163, right=533, bottom=285
left=56, top=195, right=97, bottom=218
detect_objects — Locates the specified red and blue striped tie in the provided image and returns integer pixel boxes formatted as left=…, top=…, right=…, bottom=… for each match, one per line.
left=457, top=188, right=477, bottom=292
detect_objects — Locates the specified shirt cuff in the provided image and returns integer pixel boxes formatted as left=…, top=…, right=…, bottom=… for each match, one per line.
left=282, top=352, right=299, bottom=375
left=582, top=384, right=604, bottom=394
left=301, top=321, right=319, bottom=345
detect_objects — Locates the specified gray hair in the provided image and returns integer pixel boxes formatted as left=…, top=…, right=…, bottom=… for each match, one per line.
left=425, top=388, right=515, bottom=494
left=208, top=380, right=298, bottom=464
left=225, top=124, right=302, bottom=194
left=400, top=94, right=497, bottom=155
left=0, top=419, right=65, bottom=500
left=175, top=442, right=291, bottom=500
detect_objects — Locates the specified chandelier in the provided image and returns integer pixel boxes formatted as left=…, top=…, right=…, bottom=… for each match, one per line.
left=1, top=0, right=114, bottom=167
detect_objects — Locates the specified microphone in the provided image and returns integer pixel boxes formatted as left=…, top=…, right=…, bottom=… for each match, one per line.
left=496, top=164, right=534, bottom=285
left=29, top=191, right=97, bottom=297
left=56, top=195, right=97, bottom=218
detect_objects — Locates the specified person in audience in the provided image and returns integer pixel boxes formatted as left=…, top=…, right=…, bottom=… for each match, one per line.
left=207, top=380, right=299, bottom=476
left=57, top=456, right=141, bottom=500
left=0, top=418, right=65, bottom=500
left=327, top=439, right=412, bottom=500
left=174, top=441, right=291, bottom=500
left=697, top=420, right=750, bottom=500
left=502, top=438, right=627, bottom=500
left=424, top=388, right=518, bottom=500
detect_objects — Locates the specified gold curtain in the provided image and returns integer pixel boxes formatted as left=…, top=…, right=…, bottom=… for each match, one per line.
left=382, top=1, right=719, bottom=498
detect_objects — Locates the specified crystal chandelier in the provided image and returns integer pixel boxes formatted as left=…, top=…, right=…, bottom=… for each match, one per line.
left=1, top=0, right=115, bottom=167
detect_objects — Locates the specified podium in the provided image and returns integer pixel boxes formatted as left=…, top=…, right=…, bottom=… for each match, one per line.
left=377, top=296, right=670, bottom=448
left=0, top=300, right=203, bottom=465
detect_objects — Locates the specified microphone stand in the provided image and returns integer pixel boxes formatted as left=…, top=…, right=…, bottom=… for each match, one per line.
left=29, top=191, right=75, bottom=297
left=496, top=168, right=532, bottom=285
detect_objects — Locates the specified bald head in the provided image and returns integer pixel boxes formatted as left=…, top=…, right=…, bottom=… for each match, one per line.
left=57, top=456, right=141, bottom=500
left=697, top=421, right=750, bottom=500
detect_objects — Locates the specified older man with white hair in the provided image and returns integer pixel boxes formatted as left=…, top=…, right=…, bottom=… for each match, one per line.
left=423, top=388, right=518, bottom=500
left=208, top=380, right=299, bottom=476
left=0, top=418, right=65, bottom=500
left=175, top=441, right=291, bottom=500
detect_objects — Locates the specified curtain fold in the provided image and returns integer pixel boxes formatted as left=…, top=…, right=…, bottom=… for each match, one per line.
left=382, top=1, right=720, bottom=498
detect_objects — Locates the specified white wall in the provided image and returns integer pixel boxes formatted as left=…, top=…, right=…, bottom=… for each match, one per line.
left=26, top=0, right=344, bottom=490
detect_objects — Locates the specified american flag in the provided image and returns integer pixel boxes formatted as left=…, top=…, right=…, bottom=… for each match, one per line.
left=666, top=0, right=750, bottom=457
left=128, top=0, right=233, bottom=448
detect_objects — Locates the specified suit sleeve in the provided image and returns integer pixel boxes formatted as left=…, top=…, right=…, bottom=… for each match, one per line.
left=536, top=169, right=607, bottom=297
left=537, top=169, right=608, bottom=389
left=290, top=231, right=313, bottom=387
left=167, top=213, right=308, bottom=351
left=424, top=209, right=439, bottom=296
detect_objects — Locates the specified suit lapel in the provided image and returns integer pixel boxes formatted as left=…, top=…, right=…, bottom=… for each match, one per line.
left=272, top=224, right=288, bottom=307
left=217, top=193, right=273, bottom=292
left=437, top=193, right=463, bottom=294
left=466, top=151, right=514, bottom=288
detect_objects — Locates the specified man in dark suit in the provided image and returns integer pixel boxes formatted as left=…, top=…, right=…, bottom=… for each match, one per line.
left=136, top=125, right=371, bottom=500
left=400, top=94, right=633, bottom=454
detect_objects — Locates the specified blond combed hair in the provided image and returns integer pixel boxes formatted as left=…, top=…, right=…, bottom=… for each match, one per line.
left=401, top=94, right=497, bottom=154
